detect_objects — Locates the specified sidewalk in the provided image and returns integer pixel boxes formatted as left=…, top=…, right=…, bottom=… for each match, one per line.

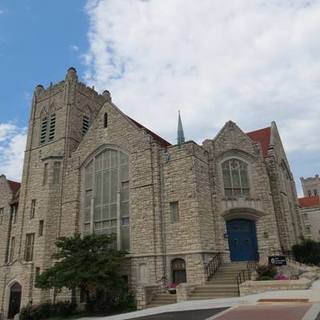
left=209, top=303, right=320, bottom=320
left=80, top=280, right=320, bottom=320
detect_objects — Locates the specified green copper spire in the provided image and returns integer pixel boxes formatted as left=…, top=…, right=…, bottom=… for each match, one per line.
left=177, top=110, right=185, bottom=145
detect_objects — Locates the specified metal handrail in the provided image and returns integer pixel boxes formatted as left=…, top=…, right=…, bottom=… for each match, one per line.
left=205, top=253, right=222, bottom=280
left=247, top=260, right=258, bottom=271
left=236, top=266, right=252, bottom=296
left=236, top=269, right=250, bottom=296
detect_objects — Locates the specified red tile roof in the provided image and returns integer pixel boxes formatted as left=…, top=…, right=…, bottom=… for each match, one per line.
left=246, top=127, right=271, bottom=157
left=8, top=180, right=21, bottom=194
left=128, top=117, right=171, bottom=148
left=298, top=196, right=320, bottom=208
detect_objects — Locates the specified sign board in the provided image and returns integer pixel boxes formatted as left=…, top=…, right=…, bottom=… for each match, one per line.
left=268, top=256, right=287, bottom=266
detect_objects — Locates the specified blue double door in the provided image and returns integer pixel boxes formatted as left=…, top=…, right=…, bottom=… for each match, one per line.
left=226, top=219, right=258, bottom=261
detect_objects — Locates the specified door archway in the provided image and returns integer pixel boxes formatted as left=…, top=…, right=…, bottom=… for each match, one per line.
left=171, top=258, right=187, bottom=284
left=226, top=219, right=258, bottom=261
left=8, top=282, right=22, bottom=319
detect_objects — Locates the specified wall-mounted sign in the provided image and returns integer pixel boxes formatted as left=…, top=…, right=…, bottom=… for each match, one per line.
left=268, top=256, right=287, bottom=266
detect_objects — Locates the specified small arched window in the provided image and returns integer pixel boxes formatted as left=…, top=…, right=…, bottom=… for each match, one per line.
left=171, top=258, right=186, bottom=284
left=104, top=113, right=108, bottom=128
left=222, top=159, right=249, bottom=198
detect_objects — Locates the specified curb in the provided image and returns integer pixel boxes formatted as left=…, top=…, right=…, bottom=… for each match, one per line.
left=302, top=303, right=320, bottom=320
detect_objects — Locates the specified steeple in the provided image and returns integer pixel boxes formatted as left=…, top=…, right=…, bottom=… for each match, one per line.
left=177, top=110, right=185, bottom=145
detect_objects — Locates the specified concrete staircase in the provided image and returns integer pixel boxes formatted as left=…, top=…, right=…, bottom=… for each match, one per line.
left=147, top=292, right=177, bottom=308
left=188, top=262, right=247, bottom=300
left=146, top=262, right=248, bottom=307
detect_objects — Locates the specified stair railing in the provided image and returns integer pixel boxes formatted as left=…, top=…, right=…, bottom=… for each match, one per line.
left=236, top=268, right=251, bottom=296
left=236, top=260, right=258, bottom=296
left=247, top=260, right=258, bottom=271
left=205, top=252, right=222, bottom=280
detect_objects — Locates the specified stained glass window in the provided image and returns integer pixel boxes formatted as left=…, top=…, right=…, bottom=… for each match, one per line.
left=222, top=159, right=249, bottom=198
left=84, top=149, right=129, bottom=250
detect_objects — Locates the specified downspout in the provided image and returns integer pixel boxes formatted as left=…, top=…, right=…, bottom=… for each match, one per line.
left=159, top=149, right=168, bottom=282
left=150, top=143, right=158, bottom=281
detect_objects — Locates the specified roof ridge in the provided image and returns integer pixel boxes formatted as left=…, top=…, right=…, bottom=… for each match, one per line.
left=127, top=116, right=171, bottom=148
left=246, top=126, right=271, bottom=134
left=7, top=180, right=21, bottom=193
left=246, top=126, right=271, bottom=158
left=298, top=195, right=320, bottom=208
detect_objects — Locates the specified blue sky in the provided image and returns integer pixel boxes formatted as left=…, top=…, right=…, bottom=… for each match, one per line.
left=0, top=0, right=87, bottom=126
left=0, top=0, right=320, bottom=196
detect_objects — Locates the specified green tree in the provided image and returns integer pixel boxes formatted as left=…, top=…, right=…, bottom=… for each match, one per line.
left=35, top=233, right=131, bottom=312
left=292, top=239, right=320, bottom=265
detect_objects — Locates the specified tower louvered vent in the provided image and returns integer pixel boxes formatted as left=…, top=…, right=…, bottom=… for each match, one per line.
left=48, top=113, right=56, bottom=141
left=40, top=117, right=48, bottom=144
left=82, top=115, right=90, bottom=135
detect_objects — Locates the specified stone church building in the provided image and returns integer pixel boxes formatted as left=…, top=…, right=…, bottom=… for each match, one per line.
left=0, top=68, right=302, bottom=317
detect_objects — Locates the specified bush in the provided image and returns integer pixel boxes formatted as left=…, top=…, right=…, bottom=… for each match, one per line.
left=256, top=264, right=277, bottom=280
left=85, top=287, right=136, bottom=315
left=292, top=240, right=320, bottom=265
left=258, top=276, right=274, bottom=281
left=19, top=304, right=32, bottom=320
left=54, top=301, right=77, bottom=317
left=20, top=301, right=76, bottom=320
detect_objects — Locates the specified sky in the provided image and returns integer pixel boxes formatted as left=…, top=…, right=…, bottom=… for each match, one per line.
left=1, top=0, right=320, bottom=195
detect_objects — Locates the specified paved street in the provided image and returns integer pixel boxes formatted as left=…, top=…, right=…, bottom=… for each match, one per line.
left=211, top=304, right=313, bottom=320
left=128, top=308, right=228, bottom=320
left=81, top=281, right=320, bottom=320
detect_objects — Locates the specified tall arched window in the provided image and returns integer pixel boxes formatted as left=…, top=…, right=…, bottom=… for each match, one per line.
left=222, top=159, right=249, bottom=198
left=83, top=148, right=129, bottom=250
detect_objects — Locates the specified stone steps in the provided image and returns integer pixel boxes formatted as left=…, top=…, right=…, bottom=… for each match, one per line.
left=189, top=293, right=238, bottom=300
left=192, top=287, right=239, bottom=292
left=147, top=262, right=249, bottom=307
left=147, top=292, right=177, bottom=308
left=188, top=262, right=247, bottom=301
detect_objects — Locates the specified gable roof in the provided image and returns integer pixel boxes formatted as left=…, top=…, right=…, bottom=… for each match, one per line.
left=246, top=127, right=271, bottom=157
left=298, top=196, right=320, bottom=208
left=7, top=180, right=21, bottom=194
left=128, top=117, right=171, bottom=148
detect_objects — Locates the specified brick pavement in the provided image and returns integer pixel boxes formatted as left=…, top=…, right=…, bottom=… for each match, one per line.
left=210, top=303, right=312, bottom=320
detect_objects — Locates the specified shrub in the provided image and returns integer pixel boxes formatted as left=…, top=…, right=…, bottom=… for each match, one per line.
left=19, top=304, right=32, bottom=320
left=54, top=301, right=77, bottom=317
left=292, top=240, right=320, bottom=265
left=20, top=301, right=76, bottom=320
left=30, top=303, right=52, bottom=320
left=258, top=276, right=274, bottom=281
left=256, top=264, right=277, bottom=280
left=85, top=286, right=136, bottom=314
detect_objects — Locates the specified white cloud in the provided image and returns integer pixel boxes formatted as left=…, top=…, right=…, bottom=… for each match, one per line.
left=83, top=0, right=320, bottom=192
left=69, top=45, right=80, bottom=52
left=0, top=124, right=26, bottom=182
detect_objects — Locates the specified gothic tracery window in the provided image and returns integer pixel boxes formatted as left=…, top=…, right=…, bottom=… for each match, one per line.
left=83, top=148, right=129, bottom=250
left=222, top=158, right=250, bottom=198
